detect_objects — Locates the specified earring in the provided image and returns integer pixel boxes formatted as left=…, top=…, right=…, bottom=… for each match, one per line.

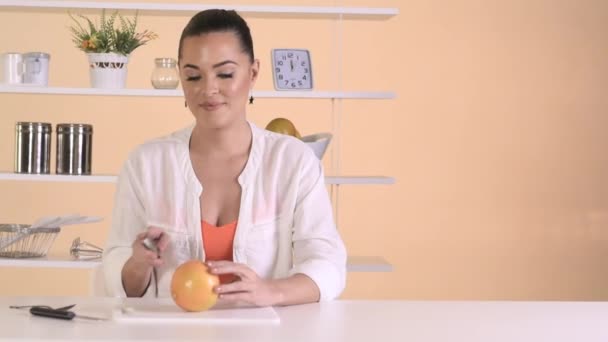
left=249, top=95, right=254, bottom=104
left=184, top=100, right=187, bottom=108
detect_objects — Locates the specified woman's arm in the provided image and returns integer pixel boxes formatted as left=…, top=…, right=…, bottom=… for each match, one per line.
left=121, top=228, right=170, bottom=297
left=287, top=150, right=347, bottom=301
left=103, top=159, right=165, bottom=298
left=121, top=254, right=153, bottom=297
left=268, top=273, right=320, bottom=305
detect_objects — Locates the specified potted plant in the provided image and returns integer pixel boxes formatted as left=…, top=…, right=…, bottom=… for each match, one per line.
left=68, top=10, right=157, bottom=88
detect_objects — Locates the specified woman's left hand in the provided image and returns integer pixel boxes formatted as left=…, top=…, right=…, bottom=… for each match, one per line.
left=206, top=260, right=279, bottom=307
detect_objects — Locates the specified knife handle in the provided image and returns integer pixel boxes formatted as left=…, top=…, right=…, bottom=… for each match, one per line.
left=142, top=237, right=159, bottom=255
left=30, top=307, right=76, bottom=320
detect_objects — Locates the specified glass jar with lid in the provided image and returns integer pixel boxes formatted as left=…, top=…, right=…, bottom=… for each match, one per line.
left=151, top=58, right=179, bottom=89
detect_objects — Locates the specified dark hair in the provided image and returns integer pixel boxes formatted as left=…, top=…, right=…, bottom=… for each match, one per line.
left=178, top=9, right=254, bottom=63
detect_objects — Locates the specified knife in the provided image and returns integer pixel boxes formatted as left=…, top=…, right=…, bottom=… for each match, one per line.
left=142, top=237, right=160, bottom=298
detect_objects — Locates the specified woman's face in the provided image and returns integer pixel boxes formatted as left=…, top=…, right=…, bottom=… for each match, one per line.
left=179, top=32, right=259, bottom=129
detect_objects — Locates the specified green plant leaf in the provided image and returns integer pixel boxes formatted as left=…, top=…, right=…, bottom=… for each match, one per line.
left=66, top=9, right=156, bottom=55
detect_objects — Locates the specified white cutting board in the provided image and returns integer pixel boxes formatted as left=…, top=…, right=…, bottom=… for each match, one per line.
left=112, top=299, right=280, bottom=325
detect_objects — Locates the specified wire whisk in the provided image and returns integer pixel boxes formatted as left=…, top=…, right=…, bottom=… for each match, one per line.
left=70, top=237, right=103, bottom=260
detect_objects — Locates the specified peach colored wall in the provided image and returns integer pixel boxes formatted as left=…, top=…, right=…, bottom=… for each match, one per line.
left=2, top=0, right=608, bottom=301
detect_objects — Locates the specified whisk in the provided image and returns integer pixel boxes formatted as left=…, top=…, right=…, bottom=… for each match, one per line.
left=70, top=237, right=103, bottom=260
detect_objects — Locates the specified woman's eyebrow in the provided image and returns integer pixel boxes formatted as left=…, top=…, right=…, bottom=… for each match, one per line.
left=213, top=60, right=238, bottom=68
left=182, top=60, right=238, bottom=70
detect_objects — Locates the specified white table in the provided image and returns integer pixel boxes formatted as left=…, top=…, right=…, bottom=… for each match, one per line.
left=0, top=296, right=607, bottom=341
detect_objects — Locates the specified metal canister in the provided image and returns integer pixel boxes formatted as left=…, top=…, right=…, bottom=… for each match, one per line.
left=14, top=122, right=52, bottom=174
left=56, top=123, right=93, bottom=175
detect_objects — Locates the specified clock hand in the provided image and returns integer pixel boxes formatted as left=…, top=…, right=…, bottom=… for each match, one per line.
left=290, top=59, right=294, bottom=72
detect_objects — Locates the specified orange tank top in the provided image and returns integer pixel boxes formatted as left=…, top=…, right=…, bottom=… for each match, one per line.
left=201, top=220, right=238, bottom=284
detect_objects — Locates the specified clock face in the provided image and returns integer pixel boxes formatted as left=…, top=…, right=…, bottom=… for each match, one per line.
left=272, top=49, right=313, bottom=90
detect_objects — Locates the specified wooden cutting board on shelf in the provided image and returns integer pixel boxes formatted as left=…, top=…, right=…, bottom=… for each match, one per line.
left=113, top=298, right=280, bottom=325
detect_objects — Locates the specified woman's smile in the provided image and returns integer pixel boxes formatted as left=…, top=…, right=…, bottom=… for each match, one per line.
left=200, top=101, right=226, bottom=111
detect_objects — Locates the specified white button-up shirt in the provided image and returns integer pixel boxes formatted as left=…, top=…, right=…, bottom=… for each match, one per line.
left=102, top=121, right=347, bottom=301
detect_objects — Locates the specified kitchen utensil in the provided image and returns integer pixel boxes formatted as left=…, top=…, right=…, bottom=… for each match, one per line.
left=66, top=215, right=103, bottom=225
left=30, top=215, right=103, bottom=229
left=56, top=123, right=93, bottom=175
left=142, top=237, right=159, bottom=298
left=0, top=215, right=102, bottom=258
left=0, top=227, right=32, bottom=251
left=142, top=237, right=159, bottom=254
left=0, top=224, right=59, bottom=258
left=53, top=215, right=102, bottom=227
left=301, top=132, right=332, bottom=160
left=0, top=52, right=24, bottom=84
left=70, top=237, right=103, bottom=259
left=19, top=306, right=106, bottom=321
left=30, top=216, right=64, bottom=229
left=14, top=122, right=52, bottom=174
left=10, top=304, right=76, bottom=311
left=23, top=52, right=50, bottom=86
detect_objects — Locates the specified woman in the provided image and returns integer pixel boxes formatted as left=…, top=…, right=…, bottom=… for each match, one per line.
left=103, top=9, right=346, bottom=306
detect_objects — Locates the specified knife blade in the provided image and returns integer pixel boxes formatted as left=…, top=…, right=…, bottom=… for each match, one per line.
left=142, top=237, right=160, bottom=298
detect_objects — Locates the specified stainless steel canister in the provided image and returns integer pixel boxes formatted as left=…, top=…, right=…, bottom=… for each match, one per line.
left=56, top=123, right=93, bottom=175
left=14, top=122, right=52, bottom=174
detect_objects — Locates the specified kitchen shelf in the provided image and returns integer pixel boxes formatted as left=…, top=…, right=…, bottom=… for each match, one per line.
left=0, top=1, right=398, bottom=19
left=347, top=256, right=393, bottom=272
left=0, top=173, right=117, bottom=183
left=0, top=86, right=395, bottom=100
left=0, top=0, right=398, bottom=281
left=0, top=256, right=100, bottom=269
left=0, top=255, right=392, bottom=272
left=0, top=172, right=395, bottom=185
left=325, top=176, right=395, bottom=185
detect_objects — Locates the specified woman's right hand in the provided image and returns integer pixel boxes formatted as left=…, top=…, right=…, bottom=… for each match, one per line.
left=130, top=226, right=170, bottom=268
left=122, top=227, right=170, bottom=297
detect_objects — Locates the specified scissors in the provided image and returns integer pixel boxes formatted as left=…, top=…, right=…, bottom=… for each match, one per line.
left=9, top=304, right=106, bottom=321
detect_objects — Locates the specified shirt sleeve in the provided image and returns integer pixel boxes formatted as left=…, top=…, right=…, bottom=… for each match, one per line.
left=288, top=151, right=347, bottom=301
left=101, top=158, right=154, bottom=297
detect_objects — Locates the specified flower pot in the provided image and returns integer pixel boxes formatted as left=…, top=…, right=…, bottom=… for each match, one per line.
left=87, top=53, right=129, bottom=88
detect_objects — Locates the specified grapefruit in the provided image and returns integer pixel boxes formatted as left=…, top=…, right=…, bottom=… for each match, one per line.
left=265, top=118, right=301, bottom=139
left=171, top=260, right=219, bottom=312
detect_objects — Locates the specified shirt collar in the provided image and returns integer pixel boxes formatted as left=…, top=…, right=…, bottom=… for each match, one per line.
left=176, top=120, right=262, bottom=193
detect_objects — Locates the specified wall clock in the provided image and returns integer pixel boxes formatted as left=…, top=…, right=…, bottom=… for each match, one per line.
left=271, top=49, right=313, bottom=90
